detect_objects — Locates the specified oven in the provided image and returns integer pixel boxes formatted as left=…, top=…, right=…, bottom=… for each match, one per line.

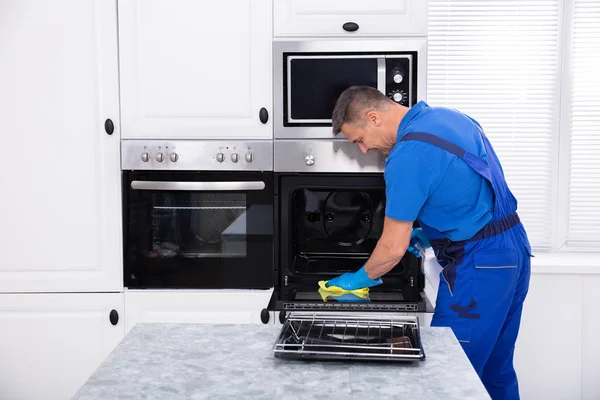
left=267, top=140, right=433, bottom=316
left=274, top=39, right=427, bottom=139
left=121, top=140, right=273, bottom=289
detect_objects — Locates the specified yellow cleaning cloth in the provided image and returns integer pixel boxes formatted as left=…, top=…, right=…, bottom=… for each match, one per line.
left=317, top=280, right=370, bottom=296
left=318, top=288, right=371, bottom=302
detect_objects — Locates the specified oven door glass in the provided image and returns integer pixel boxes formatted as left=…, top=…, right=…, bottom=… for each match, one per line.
left=123, top=171, right=273, bottom=289
left=286, top=56, right=378, bottom=124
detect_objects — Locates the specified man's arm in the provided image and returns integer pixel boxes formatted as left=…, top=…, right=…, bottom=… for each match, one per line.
left=364, top=217, right=413, bottom=279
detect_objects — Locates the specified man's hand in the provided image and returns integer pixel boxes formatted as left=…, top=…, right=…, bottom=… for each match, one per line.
left=407, top=228, right=431, bottom=258
left=326, top=266, right=382, bottom=291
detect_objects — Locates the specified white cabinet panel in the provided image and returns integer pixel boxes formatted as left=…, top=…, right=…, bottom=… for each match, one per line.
left=124, top=290, right=275, bottom=333
left=583, top=276, right=600, bottom=400
left=118, top=0, right=273, bottom=139
left=274, top=0, right=428, bottom=37
left=0, top=293, right=124, bottom=400
left=0, top=0, right=122, bottom=292
left=514, top=274, right=583, bottom=400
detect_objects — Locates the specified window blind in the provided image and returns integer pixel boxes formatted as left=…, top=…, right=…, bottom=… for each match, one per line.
left=567, top=0, right=600, bottom=246
left=427, top=0, right=560, bottom=249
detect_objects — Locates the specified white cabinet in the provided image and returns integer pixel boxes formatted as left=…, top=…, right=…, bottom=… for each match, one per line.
left=0, top=293, right=124, bottom=400
left=118, top=0, right=273, bottom=140
left=124, top=290, right=276, bottom=333
left=0, top=0, right=122, bottom=292
left=583, top=276, right=600, bottom=400
left=514, top=274, right=583, bottom=400
left=274, top=0, right=428, bottom=37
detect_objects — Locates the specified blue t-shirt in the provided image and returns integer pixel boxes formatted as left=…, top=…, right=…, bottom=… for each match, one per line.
left=384, top=101, right=494, bottom=241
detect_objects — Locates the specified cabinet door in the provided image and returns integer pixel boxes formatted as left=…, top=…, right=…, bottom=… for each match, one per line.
left=514, top=274, right=583, bottom=400
left=124, top=290, right=275, bottom=333
left=274, top=0, right=428, bottom=37
left=0, top=0, right=122, bottom=292
left=0, top=293, right=124, bottom=400
left=583, top=276, right=600, bottom=400
left=118, top=0, right=273, bottom=140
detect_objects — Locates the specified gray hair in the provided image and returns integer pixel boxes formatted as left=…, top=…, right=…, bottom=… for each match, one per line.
left=331, top=86, right=394, bottom=135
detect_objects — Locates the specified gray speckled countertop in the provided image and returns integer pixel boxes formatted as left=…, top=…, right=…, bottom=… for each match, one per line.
left=73, top=323, right=490, bottom=400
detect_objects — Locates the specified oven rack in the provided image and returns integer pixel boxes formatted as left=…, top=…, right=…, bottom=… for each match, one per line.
left=273, top=312, right=425, bottom=362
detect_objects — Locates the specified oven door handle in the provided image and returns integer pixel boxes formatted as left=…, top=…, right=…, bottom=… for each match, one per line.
left=130, top=181, right=266, bottom=191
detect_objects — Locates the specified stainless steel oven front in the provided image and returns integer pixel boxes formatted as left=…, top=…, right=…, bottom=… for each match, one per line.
left=274, top=39, right=427, bottom=139
left=121, top=140, right=273, bottom=289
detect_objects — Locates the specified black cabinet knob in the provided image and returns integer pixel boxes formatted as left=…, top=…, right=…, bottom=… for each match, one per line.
left=109, top=309, right=119, bottom=326
left=104, top=119, right=114, bottom=135
left=342, top=22, right=359, bottom=32
left=259, top=107, right=269, bottom=124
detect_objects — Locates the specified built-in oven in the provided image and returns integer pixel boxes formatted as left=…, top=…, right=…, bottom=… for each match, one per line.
left=267, top=140, right=433, bottom=320
left=121, top=140, right=273, bottom=289
left=274, top=39, right=427, bottom=139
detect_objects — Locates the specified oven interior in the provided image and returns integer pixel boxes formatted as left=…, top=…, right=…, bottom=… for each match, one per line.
left=291, top=187, right=405, bottom=276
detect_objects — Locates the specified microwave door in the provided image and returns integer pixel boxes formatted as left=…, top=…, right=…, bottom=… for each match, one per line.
left=286, top=55, right=386, bottom=125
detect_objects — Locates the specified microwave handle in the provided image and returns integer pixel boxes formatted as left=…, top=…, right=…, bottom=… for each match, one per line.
left=130, top=181, right=266, bottom=191
left=377, top=58, right=386, bottom=94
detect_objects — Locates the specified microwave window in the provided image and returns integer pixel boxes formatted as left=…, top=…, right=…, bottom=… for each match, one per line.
left=289, top=57, right=377, bottom=121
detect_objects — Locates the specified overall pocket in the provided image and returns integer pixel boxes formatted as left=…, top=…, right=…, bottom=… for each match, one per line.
left=472, top=248, right=519, bottom=320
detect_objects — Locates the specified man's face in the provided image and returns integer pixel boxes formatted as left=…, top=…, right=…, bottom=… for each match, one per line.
left=340, top=117, right=392, bottom=155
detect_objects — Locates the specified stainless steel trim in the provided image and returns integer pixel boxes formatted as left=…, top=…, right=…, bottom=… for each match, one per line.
left=131, top=181, right=266, bottom=191
left=409, top=53, right=414, bottom=107
left=377, top=57, right=386, bottom=94
left=121, top=140, right=273, bottom=171
left=274, top=139, right=385, bottom=173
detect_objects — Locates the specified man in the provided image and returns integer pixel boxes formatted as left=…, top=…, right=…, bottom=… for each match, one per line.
left=326, top=86, right=532, bottom=400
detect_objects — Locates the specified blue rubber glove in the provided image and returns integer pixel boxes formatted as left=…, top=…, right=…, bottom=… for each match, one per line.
left=326, top=266, right=382, bottom=291
left=407, top=228, right=431, bottom=258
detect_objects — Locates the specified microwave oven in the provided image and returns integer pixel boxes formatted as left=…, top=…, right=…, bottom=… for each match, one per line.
left=273, top=39, right=427, bottom=139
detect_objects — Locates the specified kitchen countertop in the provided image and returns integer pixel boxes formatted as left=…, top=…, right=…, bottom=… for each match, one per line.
left=73, top=323, right=490, bottom=399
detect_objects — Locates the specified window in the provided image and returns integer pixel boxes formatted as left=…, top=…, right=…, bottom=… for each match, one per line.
left=566, top=0, right=600, bottom=247
left=427, top=0, right=599, bottom=251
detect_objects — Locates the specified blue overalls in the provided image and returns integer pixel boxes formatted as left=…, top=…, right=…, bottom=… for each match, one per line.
left=400, top=129, right=532, bottom=400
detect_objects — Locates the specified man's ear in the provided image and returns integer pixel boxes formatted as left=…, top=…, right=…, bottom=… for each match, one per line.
left=366, top=110, right=381, bottom=126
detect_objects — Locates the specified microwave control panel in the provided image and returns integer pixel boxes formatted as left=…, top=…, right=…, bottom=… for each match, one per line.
left=385, top=56, right=413, bottom=107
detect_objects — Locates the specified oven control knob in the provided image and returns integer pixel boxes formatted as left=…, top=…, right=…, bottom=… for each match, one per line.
left=141, top=152, right=149, bottom=162
left=156, top=152, right=164, bottom=162
left=245, top=153, right=253, bottom=163
left=231, top=153, right=239, bottom=163
left=169, top=153, right=179, bottom=162
left=216, top=153, right=224, bottom=162
left=393, top=73, right=403, bottom=84
left=392, top=91, right=404, bottom=103
left=305, top=154, right=315, bottom=166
